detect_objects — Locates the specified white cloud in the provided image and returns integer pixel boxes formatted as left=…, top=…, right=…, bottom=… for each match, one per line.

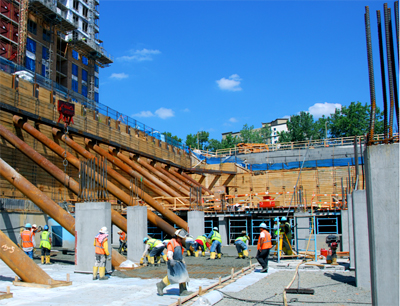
left=118, top=48, right=161, bottom=62
left=229, top=117, right=238, bottom=123
left=308, top=102, right=341, bottom=118
left=216, top=74, right=242, bottom=91
left=132, top=111, right=154, bottom=118
left=132, top=108, right=174, bottom=120
left=155, top=107, right=174, bottom=119
left=110, top=73, right=129, bottom=80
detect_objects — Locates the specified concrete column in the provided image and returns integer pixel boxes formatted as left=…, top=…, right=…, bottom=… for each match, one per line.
left=365, top=144, right=399, bottom=306
left=352, top=190, right=371, bottom=290
left=75, top=202, right=112, bottom=273
left=188, top=211, right=204, bottom=239
left=294, top=212, right=310, bottom=252
left=127, top=206, right=147, bottom=263
left=111, top=225, right=120, bottom=248
left=347, top=194, right=355, bottom=270
left=340, top=209, right=349, bottom=252
left=218, top=216, right=228, bottom=245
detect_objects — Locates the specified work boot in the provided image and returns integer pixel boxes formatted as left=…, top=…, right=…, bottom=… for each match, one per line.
left=156, top=281, right=167, bottom=296
left=41, top=256, right=45, bottom=264
left=236, top=252, right=243, bottom=259
left=331, top=257, right=339, bottom=266
left=179, top=283, right=193, bottom=296
left=186, top=250, right=191, bottom=256
left=156, top=256, right=162, bottom=266
left=217, top=253, right=222, bottom=259
left=162, top=254, right=168, bottom=263
left=260, top=267, right=268, bottom=273
left=207, top=252, right=216, bottom=260
left=243, top=250, right=249, bottom=259
left=99, top=267, right=108, bottom=280
left=46, top=255, right=51, bottom=264
left=194, top=251, right=199, bottom=257
left=202, top=252, right=205, bottom=257
left=93, top=267, right=98, bottom=280
left=149, top=256, right=155, bottom=266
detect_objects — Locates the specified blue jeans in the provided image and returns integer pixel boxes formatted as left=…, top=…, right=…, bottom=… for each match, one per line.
left=234, top=240, right=247, bottom=253
left=210, top=240, right=221, bottom=254
left=25, top=250, right=33, bottom=259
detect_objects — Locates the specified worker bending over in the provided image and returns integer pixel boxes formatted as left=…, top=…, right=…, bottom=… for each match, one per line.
left=118, top=230, right=127, bottom=253
left=184, top=235, right=195, bottom=256
left=234, top=230, right=250, bottom=259
left=256, top=223, right=272, bottom=273
left=193, top=234, right=210, bottom=257
left=141, top=237, right=167, bottom=266
left=156, top=229, right=192, bottom=296
left=93, top=227, right=110, bottom=280
left=207, top=227, right=222, bottom=260
left=40, top=225, right=52, bottom=264
left=19, top=223, right=35, bottom=259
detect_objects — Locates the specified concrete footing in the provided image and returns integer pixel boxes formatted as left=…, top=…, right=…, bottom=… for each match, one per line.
left=127, top=206, right=147, bottom=263
left=75, top=202, right=112, bottom=273
left=351, top=190, right=370, bottom=290
left=188, top=211, right=204, bottom=239
left=365, top=143, right=399, bottom=306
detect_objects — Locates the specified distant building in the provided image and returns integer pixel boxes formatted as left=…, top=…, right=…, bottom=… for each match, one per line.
left=222, top=118, right=288, bottom=144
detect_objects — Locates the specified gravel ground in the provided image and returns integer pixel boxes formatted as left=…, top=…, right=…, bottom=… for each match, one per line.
left=215, top=270, right=371, bottom=306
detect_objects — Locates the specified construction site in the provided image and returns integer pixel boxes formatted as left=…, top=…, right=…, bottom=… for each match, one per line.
left=0, top=1, right=399, bottom=305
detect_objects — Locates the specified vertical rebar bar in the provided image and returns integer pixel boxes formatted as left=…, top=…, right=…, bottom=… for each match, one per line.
left=365, top=6, right=377, bottom=143
left=384, top=4, right=395, bottom=138
left=377, top=10, right=389, bottom=139
left=354, top=136, right=359, bottom=189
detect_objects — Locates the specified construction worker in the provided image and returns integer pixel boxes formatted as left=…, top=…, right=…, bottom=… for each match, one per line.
left=156, top=229, right=191, bottom=296
left=193, top=234, right=211, bottom=257
left=93, top=227, right=110, bottom=281
left=118, top=230, right=127, bottom=253
left=207, top=227, right=222, bottom=260
left=256, top=222, right=272, bottom=273
left=234, top=230, right=250, bottom=259
left=184, top=235, right=195, bottom=256
left=40, top=225, right=52, bottom=264
left=19, top=223, right=36, bottom=259
left=140, top=237, right=167, bottom=266
left=280, top=217, right=293, bottom=255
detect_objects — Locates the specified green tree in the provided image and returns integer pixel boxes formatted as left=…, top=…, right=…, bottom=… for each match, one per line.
left=185, top=131, right=210, bottom=150
left=221, top=133, right=240, bottom=149
left=260, top=125, right=272, bottom=143
left=163, top=132, right=182, bottom=143
left=277, top=130, right=292, bottom=143
left=206, top=139, right=222, bottom=151
left=314, top=115, right=329, bottom=139
left=279, top=111, right=317, bottom=142
left=239, top=124, right=270, bottom=143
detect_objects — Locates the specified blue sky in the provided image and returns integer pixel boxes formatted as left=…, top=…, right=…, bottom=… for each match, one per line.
left=98, top=0, right=396, bottom=142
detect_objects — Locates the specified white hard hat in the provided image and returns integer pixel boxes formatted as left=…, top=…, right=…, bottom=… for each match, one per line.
left=213, top=227, right=219, bottom=231
left=174, top=229, right=187, bottom=239
left=259, top=222, right=268, bottom=229
left=118, top=230, right=123, bottom=234
left=32, top=224, right=37, bottom=228
left=99, top=227, right=108, bottom=234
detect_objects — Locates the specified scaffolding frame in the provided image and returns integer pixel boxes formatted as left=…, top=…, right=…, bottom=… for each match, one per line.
left=294, top=215, right=318, bottom=262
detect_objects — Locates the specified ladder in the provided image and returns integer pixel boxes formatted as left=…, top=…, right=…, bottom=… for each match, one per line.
left=17, top=0, right=29, bottom=66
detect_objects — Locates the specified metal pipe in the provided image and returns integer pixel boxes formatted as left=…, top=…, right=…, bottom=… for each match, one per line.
left=109, top=147, right=190, bottom=204
left=377, top=10, right=389, bottom=138
left=135, top=156, right=192, bottom=197
left=85, top=139, right=188, bottom=231
left=179, top=171, right=214, bottom=195
left=170, top=168, right=207, bottom=195
left=154, top=163, right=192, bottom=193
left=12, top=117, right=178, bottom=238
left=384, top=4, right=395, bottom=138
left=365, top=6, right=377, bottom=144
left=0, top=229, right=54, bottom=285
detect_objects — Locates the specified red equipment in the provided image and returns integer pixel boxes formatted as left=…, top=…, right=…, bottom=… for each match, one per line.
left=57, top=100, right=75, bottom=127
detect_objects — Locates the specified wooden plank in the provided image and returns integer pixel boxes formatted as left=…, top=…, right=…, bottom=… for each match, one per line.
left=13, top=280, right=72, bottom=289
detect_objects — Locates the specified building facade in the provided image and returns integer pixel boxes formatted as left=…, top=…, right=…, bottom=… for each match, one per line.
left=0, top=0, right=112, bottom=104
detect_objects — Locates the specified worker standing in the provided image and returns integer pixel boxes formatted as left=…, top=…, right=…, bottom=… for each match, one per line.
left=256, top=223, right=272, bottom=273
left=93, top=227, right=110, bottom=281
left=156, top=229, right=191, bottom=296
left=193, top=234, right=210, bottom=257
left=280, top=217, right=292, bottom=255
left=207, top=227, right=222, bottom=260
left=19, top=223, right=35, bottom=259
left=234, top=230, right=250, bottom=259
left=140, top=237, right=167, bottom=266
left=40, top=225, right=52, bottom=264
left=117, top=230, right=127, bottom=254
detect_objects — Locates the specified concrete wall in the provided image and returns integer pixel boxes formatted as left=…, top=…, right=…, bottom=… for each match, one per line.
left=127, top=206, right=147, bottom=263
left=365, top=143, right=399, bottom=306
left=352, top=190, right=370, bottom=290
left=218, top=217, right=228, bottom=245
left=188, top=211, right=204, bottom=239
left=75, top=202, right=112, bottom=273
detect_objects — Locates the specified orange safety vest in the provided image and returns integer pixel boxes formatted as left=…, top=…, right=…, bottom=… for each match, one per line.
left=21, top=230, right=34, bottom=248
left=257, top=229, right=272, bottom=250
left=119, top=232, right=126, bottom=241
left=167, top=238, right=184, bottom=257
left=95, top=237, right=107, bottom=255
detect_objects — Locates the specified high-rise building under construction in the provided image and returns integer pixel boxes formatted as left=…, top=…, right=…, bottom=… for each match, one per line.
left=0, top=0, right=112, bottom=104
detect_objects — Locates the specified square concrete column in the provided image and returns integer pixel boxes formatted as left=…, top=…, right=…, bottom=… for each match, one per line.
left=365, top=144, right=399, bottom=306
left=218, top=216, right=228, bottom=245
left=188, top=211, right=204, bottom=239
left=347, top=194, right=355, bottom=270
left=340, top=209, right=349, bottom=252
left=294, top=212, right=310, bottom=252
left=351, top=190, right=370, bottom=290
left=111, top=225, right=120, bottom=248
left=127, top=206, right=147, bottom=263
left=75, top=202, right=112, bottom=273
